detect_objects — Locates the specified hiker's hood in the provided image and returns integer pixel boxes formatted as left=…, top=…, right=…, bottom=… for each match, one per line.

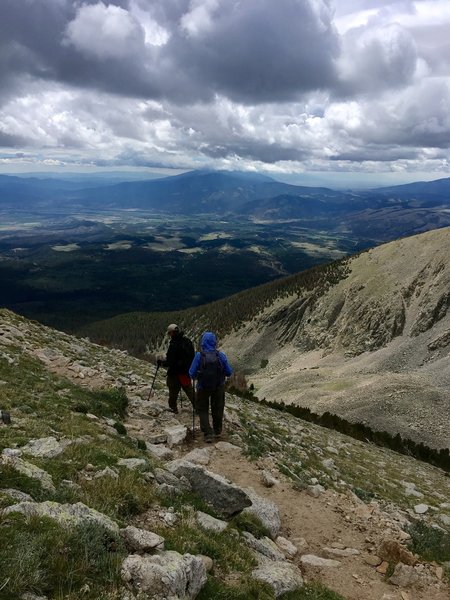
left=200, top=332, right=217, bottom=351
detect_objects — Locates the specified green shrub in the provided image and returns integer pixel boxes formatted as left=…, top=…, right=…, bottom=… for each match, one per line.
left=280, top=582, right=346, bottom=599
left=161, top=515, right=256, bottom=575
left=0, top=464, right=49, bottom=502
left=232, top=512, right=271, bottom=539
left=408, top=521, right=450, bottom=563
left=197, top=577, right=273, bottom=599
left=0, top=514, right=126, bottom=600
left=113, top=421, right=127, bottom=435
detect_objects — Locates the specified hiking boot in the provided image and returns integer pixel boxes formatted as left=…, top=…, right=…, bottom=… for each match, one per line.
left=213, top=431, right=222, bottom=440
left=204, top=434, right=214, bottom=443
left=168, top=406, right=179, bottom=414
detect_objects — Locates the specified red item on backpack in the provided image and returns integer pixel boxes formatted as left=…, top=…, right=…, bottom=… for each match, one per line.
left=178, top=373, right=191, bottom=387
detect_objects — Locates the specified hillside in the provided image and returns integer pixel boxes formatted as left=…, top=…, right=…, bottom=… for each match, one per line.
left=0, top=308, right=449, bottom=600
left=81, top=227, right=450, bottom=450
left=222, top=227, right=450, bottom=450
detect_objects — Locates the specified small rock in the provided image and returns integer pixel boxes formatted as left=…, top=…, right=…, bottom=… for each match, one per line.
left=389, top=563, right=419, bottom=587
left=120, top=526, right=164, bottom=553
left=1, top=488, right=34, bottom=502
left=145, top=443, right=174, bottom=461
left=300, top=554, right=341, bottom=568
left=252, top=561, right=303, bottom=597
left=164, top=425, right=188, bottom=448
left=307, top=484, right=325, bottom=498
left=260, top=470, right=279, bottom=488
left=196, top=511, right=228, bottom=533
left=199, top=555, right=214, bottom=573
left=377, top=561, right=389, bottom=574
left=414, top=503, right=429, bottom=514
left=243, top=532, right=285, bottom=562
left=378, top=539, right=416, bottom=566
left=214, top=441, right=241, bottom=452
left=364, top=554, right=382, bottom=566
left=275, top=536, right=298, bottom=557
left=184, top=448, right=210, bottom=465
left=117, top=458, right=147, bottom=470
left=94, top=467, right=119, bottom=479
left=323, top=546, right=360, bottom=558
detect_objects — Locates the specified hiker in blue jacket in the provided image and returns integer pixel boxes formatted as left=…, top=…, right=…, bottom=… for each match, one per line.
left=189, top=331, right=233, bottom=443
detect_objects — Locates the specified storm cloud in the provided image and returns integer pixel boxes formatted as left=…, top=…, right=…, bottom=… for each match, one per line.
left=1, top=0, right=450, bottom=181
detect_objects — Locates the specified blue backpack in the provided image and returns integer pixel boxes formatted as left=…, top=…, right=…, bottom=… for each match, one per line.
left=197, top=351, right=224, bottom=390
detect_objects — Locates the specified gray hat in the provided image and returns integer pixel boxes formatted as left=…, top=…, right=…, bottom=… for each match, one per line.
left=167, top=323, right=179, bottom=333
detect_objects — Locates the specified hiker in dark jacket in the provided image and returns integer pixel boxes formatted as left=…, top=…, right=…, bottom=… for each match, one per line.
left=157, top=324, right=195, bottom=413
left=189, top=331, right=232, bottom=442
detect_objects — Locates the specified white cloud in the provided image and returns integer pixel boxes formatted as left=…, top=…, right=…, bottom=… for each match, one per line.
left=65, top=3, right=145, bottom=60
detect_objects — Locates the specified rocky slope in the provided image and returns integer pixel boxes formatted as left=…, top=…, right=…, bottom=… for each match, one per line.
left=0, top=308, right=449, bottom=600
left=222, top=227, right=450, bottom=450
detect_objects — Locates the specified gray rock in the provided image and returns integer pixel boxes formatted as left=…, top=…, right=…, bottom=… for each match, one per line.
left=389, top=563, right=419, bottom=587
left=21, top=594, right=48, bottom=600
left=120, top=526, right=164, bottom=553
left=167, top=459, right=251, bottom=518
left=323, top=546, right=360, bottom=557
left=322, top=458, right=336, bottom=470
left=164, top=425, right=188, bottom=448
left=275, top=536, right=298, bottom=557
left=5, top=501, right=119, bottom=533
left=154, top=468, right=191, bottom=492
left=438, top=514, right=450, bottom=526
left=121, top=551, right=207, bottom=599
left=242, top=487, right=281, bottom=540
left=184, top=448, right=210, bottom=465
left=414, top=503, right=429, bottom=514
left=117, top=458, right=147, bottom=470
left=252, top=561, right=304, bottom=597
left=300, top=554, right=341, bottom=568
left=1, top=455, right=55, bottom=491
left=307, top=484, right=325, bottom=498
left=21, top=437, right=74, bottom=459
left=243, top=532, right=285, bottom=561
left=146, top=442, right=174, bottom=461
left=94, top=466, right=119, bottom=479
left=215, top=441, right=241, bottom=452
left=0, top=488, right=34, bottom=502
left=196, top=511, right=228, bottom=533
left=147, top=433, right=168, bottom=444
left=261, top=470, right=279, bottom=488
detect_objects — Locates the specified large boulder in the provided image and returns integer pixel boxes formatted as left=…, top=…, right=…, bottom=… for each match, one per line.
left=167, top=459, right=251, bottom=518
left=121, top=551, right=207, bottom=599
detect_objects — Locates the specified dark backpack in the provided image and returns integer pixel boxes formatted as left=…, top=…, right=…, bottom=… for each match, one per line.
left=179, top=336, right=195, bottom=370
left=197, top=351, right=224, bottom=391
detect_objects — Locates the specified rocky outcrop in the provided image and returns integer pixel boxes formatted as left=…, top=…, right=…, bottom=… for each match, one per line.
left=121, top=551, right=207, bottom=599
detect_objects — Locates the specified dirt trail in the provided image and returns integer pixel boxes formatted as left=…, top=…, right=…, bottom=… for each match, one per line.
left=167, top=405, right=449, bottom=600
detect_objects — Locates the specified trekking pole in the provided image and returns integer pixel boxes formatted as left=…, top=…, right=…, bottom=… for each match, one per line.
left=147, top=364, right=160, bottom=401
left=192, top=379, right=196, bottom=439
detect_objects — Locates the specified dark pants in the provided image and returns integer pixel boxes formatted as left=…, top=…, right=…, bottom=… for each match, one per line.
left=196, top=385, right=225, bottom=436
left=167, top=374, right=194, bottom=411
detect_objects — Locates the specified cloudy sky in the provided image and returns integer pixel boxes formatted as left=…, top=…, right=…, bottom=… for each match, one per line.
left=1, top=0, right=450, bottom=186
